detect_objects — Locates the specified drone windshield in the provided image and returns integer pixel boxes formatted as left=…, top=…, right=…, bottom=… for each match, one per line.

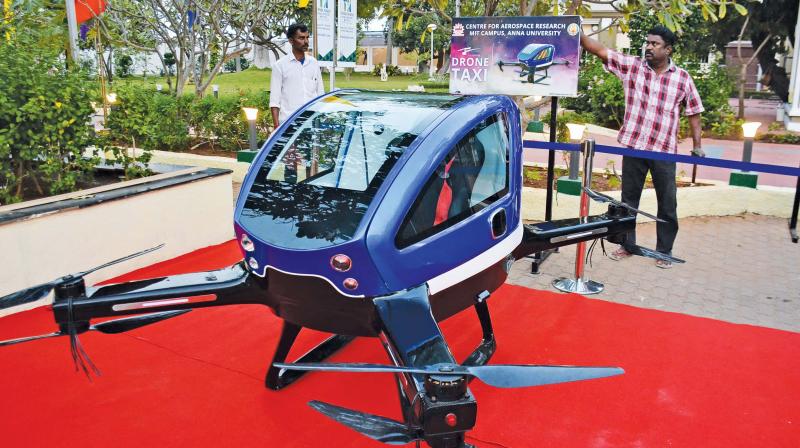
left=239, top=91, right=465, bottom=250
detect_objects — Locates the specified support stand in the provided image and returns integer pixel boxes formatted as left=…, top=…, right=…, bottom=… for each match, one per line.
left=529, top=98, right=559, bottom=273
left=553, top=138, right=604, bottom=295
left=265, top=321, right=355, bottom=390
left=461, top=292, right=496, bottom=368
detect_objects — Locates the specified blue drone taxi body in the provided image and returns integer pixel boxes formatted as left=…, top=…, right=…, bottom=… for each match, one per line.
left=2, top=90, right=660, bottom=448
left=234, top=90, right=522, bottom=300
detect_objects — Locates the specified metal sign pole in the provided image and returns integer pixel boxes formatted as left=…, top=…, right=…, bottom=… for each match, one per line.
left=553, top=138, right=604, bottom=295
left=329, top=0, right=336, bottom=91
left=529, top=97, right=559, bottom=274
left=64, top=0, right=79, bottom=66
left=790, top=162, right=799, bottom=243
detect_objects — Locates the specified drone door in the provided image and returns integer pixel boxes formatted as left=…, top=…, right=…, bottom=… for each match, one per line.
left=381, top=112, right=515, bottom=315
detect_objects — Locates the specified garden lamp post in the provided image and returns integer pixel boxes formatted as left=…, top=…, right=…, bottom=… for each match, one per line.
left=565, top=123, right=585, bottom=179
left=555, top=123, right=585, bottom=197
left=427, top=23, right=437, bottom=80
left=532, top=95, right=543, bottom=121
left=729, top=121, right=761, bottom=188
left=238, top=107, right=260, bottom=163
left=106, top=92, right=117, bottom=105
left=212, top=84, right=219, bottom=99
left=243, top=107, right=259, bottom=151
left=156, top=84, right=163, bottom=92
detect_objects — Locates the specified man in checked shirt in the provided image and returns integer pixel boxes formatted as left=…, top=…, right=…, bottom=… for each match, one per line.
left=581, top=25, right=704, bottom=269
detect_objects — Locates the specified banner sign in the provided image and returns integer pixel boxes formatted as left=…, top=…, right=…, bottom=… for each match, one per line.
left=316, top=0, right=335, bottom=67
left=449, top=16, right=581, bottom=97
left=337, top=0, right=357, bottom=67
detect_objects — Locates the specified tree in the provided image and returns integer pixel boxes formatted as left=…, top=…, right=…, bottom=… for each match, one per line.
left=391, top=14, right=451, bottom=72
left=101, top=0, right=271, bottom=97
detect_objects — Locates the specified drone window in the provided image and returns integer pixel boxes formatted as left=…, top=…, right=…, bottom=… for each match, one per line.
left=239, top=91, right=465, bottom=250
left=395, top=113, right=510, bottom=248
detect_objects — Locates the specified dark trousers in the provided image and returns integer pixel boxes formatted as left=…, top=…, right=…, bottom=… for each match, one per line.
left=620, top=155, right=678, bottom=254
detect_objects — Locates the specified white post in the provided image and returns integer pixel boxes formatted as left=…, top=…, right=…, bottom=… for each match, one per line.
left=429, top=31, right=434, bottom=79
left=788, top=4, right=800, bottom=116
left=329, top=0, right=336, bottom=92
left=64, top=0, right=80, bottom=65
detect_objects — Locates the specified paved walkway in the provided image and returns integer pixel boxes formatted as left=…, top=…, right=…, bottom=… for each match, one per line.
left=508, top=214, right=800, bottom=333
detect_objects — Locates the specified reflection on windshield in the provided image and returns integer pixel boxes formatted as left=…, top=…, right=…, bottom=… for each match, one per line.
left=240, top=91, right=464, bottom=249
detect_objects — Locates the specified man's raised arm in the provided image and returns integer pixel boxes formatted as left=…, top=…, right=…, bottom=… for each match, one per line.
left=580, top=33, right=608, bottom=64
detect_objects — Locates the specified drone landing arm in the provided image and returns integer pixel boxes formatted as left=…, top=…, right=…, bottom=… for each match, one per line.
left=461, top=293, right=495, bottom=369
left=52, top=262, right=266, bottom=326
left=513, top=209, right=636, bottom=259
left=265, top=321, right=355, bottom=390
left=374, top=286, right=477, bottom=448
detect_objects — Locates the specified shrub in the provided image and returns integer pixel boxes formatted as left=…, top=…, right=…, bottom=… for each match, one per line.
left=0, top=40, right=99, bottom=204
left=758, top=133, right=800, bottom=144
left=189, top=90, right=272, bottom=151
left=372, top=63, right=403, bottom=77
left=679, top=60, right=735, bottom=132
left=224, top=57, right=250, bottom=72
left=562, top=56, right=625, bottom=129
left=105, top=85, right=191, bottom=152
left=115, top=54, right=134, bottom=78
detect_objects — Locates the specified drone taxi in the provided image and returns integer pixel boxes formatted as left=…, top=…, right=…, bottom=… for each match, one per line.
left=0, top=90, right=680, bottom=448
left=497, top=43, right=571, bottom=85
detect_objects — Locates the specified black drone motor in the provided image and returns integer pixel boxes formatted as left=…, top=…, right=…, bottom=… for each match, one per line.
left=421, top=372, right=477, bottom=448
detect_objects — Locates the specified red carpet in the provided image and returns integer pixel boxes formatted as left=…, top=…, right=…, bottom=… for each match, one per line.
left=1, top=240, right=799, bottom=447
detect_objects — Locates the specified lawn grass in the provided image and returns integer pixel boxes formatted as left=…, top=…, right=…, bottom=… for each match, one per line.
left=119, top=67, right=449, bottom=98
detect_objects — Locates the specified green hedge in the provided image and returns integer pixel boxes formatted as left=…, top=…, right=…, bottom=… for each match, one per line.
left=106, top=86, right=273, bottom=153
left=0, top=40, right=99, bottom=205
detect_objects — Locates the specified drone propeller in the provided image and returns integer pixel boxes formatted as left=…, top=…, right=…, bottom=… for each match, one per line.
left=274, top=362, right=623, bottom=389
left=583, top=187, right=664, bottom=223
left=0, top=310, right=190, bottom=347
left=309, top=400, right=419, bottom=445
left=0, top=244, right=164, bottom=314
left=625, top=245, right=686, bottom=264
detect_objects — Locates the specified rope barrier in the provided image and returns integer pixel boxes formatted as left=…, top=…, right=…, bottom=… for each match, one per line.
left=523, top=140, right=800, bottom=178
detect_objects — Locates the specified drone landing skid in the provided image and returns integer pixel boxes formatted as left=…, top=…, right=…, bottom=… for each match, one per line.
left=266, top=321, right=355, bottom=390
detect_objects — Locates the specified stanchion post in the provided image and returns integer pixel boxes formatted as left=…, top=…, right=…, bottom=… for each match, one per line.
left=552, top=138, right=604, bottom=295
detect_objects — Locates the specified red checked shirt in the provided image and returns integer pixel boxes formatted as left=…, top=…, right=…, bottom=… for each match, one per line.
left=605, top=50, right=704, bottom=153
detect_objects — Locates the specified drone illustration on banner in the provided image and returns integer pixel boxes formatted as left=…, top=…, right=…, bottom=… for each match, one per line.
left=497, top=43, right=571, bottom=84
left=0, top=91, right=682, bottom=448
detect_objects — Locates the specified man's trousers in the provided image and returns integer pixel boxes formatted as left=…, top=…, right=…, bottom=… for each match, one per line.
left=620, top=155, right=678, bottom=255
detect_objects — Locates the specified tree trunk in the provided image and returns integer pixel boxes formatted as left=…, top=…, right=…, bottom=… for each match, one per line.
left=385, top=18, right=394, bottom=66
left=738, top=64, right=747, bottom=120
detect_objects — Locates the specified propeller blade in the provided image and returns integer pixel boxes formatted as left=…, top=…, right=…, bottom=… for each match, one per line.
left=90, top=310, right=191, bottom=334
left=275, top=362, right=624, bottom=388
left=627, top=245, right=685, bottom=264
left=273, top=362, right=441, bottom=376
left=583, top=187, right=664, bottom=223
left=0, top=332, right=62, bottom=347
left=464, top=365, right=624, bottom=388
left=76, top=243, right=165, bottom=278
left=309, top=400, right=418, bottom=445
left=0, top=282, right=56, bottom=311
left=0, top=244, right=164, bottom=315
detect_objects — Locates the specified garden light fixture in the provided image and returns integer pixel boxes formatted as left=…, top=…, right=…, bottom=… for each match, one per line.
left=243, top=107, right=259, bottom=151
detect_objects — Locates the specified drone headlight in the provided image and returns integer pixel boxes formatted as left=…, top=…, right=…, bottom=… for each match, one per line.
left=330, top=254, right=352, bottom=272
left=240, top=233, right=255, bottom=252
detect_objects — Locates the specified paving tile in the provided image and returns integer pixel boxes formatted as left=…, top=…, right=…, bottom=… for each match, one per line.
left=508, top=214, right=800, bottom=333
